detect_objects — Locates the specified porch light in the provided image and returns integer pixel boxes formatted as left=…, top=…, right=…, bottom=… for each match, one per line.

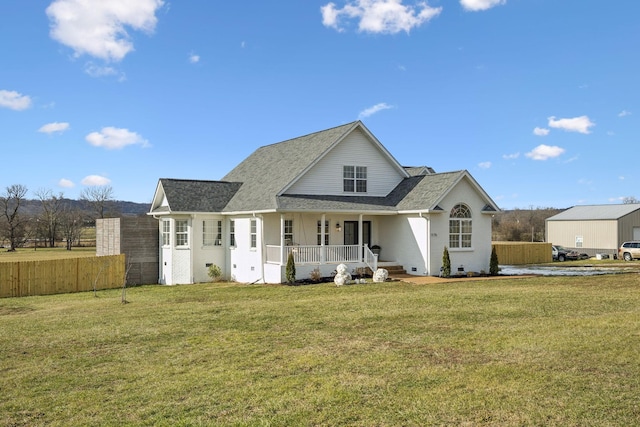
left=335, top=222, right=342, bottom=232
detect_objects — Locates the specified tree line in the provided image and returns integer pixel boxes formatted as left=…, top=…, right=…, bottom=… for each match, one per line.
left=492, top=197, right=640, bottom=242
left=0, top=184, right=140, bottom=251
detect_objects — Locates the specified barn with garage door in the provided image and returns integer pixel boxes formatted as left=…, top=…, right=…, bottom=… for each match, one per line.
left=546, top=204, right=640, bottom=258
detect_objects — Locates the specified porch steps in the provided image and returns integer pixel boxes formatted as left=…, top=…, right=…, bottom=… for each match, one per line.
left=384, top=265, right=407, bottom=276
left=364, top=264, right=406, bottom=276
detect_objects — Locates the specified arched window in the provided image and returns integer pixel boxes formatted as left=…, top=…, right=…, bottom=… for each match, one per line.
left=449, top=204, right=472, bottom=248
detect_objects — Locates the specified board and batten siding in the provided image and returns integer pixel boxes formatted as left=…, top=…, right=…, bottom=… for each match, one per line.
left=284, top=128, right=405, bottom=197
left=546, top=220, right=619, bottom=250
left=619, top=210, right=640, bottom=243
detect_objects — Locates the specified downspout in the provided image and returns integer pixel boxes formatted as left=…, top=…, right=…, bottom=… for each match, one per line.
left=420, top=212, right=430, bottom=276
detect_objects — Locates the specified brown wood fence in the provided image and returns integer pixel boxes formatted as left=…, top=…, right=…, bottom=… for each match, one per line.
left=0, top=255, right=125, bottom=298
left=492, top=242, right=552, bottom=265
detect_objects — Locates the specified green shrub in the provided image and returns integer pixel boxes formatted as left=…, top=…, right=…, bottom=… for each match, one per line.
left=490, top=245, right=499, bottom=276
left=207, top=264, right=222, bottom=282
left=285, top=252, right=296, bottom=284
left=442, top=247, right=451, bottom=278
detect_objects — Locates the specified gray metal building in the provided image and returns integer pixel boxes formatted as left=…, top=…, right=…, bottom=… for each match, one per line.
left=546, top=204, right=640, bottom=257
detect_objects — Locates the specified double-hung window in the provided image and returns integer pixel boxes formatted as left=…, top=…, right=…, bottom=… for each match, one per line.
left=161, top=220, right=170, bottom=246
left=343, top=166, right=367, bottom=193
left=203, top=220, right=222, bottom=246
left=317, top=220, right=329, bottom=245
left=175, top=219, right=189, bottom=247
left=449, top=204, right=472, bottom=248
left=229, top=220, right=236, bottom=247
left=250, top=219, right=257, bottom=249
left=284, top=219, right=293, bottom=245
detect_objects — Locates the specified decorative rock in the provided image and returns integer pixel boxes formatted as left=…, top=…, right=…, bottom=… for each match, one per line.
left=373, top=268, right=388, bottom=282
left=334, top=263, right=352, bottom=286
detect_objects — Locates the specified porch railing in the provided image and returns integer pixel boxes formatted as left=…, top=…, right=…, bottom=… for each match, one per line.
left=363, top=244, right=378, bottom=272
left=266, top=245, right=361, bottom=265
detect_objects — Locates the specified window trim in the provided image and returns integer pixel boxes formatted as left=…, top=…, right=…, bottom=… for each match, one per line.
left=229, top=220, right=236, bottom=248
left=250, top=219, right=257, bottom=249
left=284, top=219, right=293, bottom=245
left=343, top=165, right=367, bottom=193
left=317, top=220, right=329, bottom=246
left=449, top=203, right=472, bottom=250
left=175, top=219, right=189, bottom=247
left=203, top=219, right=222, bottom=247
left=161, top=219, right=170, bottom=247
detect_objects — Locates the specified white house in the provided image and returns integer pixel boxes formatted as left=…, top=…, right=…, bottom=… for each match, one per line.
left=148, top=121, right=500, bottom=284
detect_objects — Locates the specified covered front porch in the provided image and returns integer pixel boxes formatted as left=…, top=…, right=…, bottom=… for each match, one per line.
left=260, top=213, right=386, bottom=282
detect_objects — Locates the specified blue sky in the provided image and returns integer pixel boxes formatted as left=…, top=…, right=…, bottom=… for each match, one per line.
left=1, top=0, right=638, bottom=209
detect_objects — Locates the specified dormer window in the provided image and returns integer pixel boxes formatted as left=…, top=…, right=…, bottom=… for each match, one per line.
left=343, top=166, right=367, bottom=193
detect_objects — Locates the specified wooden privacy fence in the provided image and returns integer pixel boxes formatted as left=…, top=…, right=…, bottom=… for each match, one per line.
left=492, top=242, right=552, bottom=265
left=0, top=255, right=125, bottom=298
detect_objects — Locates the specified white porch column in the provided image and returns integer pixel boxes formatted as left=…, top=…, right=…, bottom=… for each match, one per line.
left=358, top=214, right=363, bottom=261
left=321, top=213, right=326, bottom=264
left=280, top=214, right=285, bottom=264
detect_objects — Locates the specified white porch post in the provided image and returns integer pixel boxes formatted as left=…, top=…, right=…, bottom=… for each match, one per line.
left=321, top=213, right=326, bottom=264
left=280, top=214, right=285, bottom=264
left=358, top=213, right=363, bottom=261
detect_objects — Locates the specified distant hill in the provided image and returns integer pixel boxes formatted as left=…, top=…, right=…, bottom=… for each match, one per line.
left=18, top=198, right=151, bottom=217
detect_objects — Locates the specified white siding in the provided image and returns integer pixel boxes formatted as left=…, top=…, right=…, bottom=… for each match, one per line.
left=432, top=177, right=493, bottom=274
left=284, top=128, right=404, bottom=197
left=228, top=217, right=264, bottom=283
left=191, top=215, right=227, bottom=283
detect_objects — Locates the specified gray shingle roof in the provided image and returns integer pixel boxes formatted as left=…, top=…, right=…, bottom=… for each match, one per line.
left=395, top=171, right=464, bottom=211
left=547, top=204, right=640, bottom=221
left=152, top=179, right=242, bottom=213
left=275, top=171, right=467, bottom=212
left=221, top=121, right=358, bottom=212
left=152, top=123, right=497, bottom=215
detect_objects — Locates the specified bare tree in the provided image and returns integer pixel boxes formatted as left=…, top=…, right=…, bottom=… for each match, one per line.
left=35, top=188, right=65, bottom=247
left=622, top=196, right=640, bottom=204
left=0, top=184, right=29, bottom=251
left=59, top=205, right=84, bottom=250
left=81, top=185, right=115, bottom=219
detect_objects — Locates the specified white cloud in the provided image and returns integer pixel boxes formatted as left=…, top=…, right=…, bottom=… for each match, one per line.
left=0, top=90, right=32, bottom=111
left=83, top=62, right=125, bottom=81
left=58, top=178, right=75, bottom=188
left=618, top=110, right=632, bottom=117
left=358, top=102, right=394, bottom=118
left=38, top=122, right=70, bottom=134
left=525, top=144, right=565, bottom=161
left=460, top=0, right=506, bottom=11
left=321, top=0, right=442, bottom=34
left=46, top=0, right=165, bottom=62
left=478, top=161, right=492, bottom=169
left=81, top=175, right=111, bottom=186
left=189, top=53, right=200, bottom=63
left=547, top=115, right=595, bottom=134
left=533, top=127, right=549, bottom=136
left=502, top=152, right=519, bottom=160
left=85, top=127, right=149, bottom=149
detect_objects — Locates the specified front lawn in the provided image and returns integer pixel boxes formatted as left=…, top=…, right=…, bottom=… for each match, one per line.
left=1, top=275, right=639, bottom=426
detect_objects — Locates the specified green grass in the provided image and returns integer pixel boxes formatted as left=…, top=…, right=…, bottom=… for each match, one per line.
left=0, top=246, right=96, bottom=262
left=1, top=275, right=639, bottom=426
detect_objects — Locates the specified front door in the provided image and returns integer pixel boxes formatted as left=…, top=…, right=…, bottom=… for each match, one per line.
left=344, top=221, right=371, bottom=249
